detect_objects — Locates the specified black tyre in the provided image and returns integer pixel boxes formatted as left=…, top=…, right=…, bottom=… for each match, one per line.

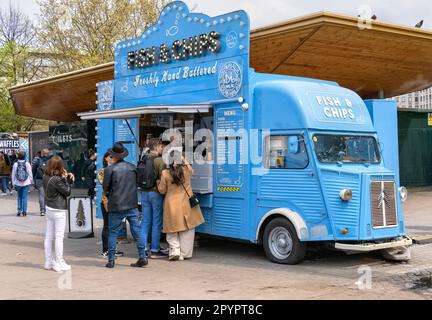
left=263, top=217, right=307, bottom=264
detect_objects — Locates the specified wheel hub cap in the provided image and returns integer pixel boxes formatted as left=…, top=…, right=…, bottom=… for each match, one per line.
left=269, top=226, right=293, bottom=260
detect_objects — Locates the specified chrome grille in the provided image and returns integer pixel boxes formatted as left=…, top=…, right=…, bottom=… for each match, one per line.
left=370, top=180, right=397, bottom=228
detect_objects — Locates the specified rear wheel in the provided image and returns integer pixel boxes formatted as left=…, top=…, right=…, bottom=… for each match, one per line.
left=263, top=217, right=307, bottom=264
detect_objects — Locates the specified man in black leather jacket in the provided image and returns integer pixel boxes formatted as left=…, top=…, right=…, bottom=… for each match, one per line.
left=102, top=142, right=147, bottom=269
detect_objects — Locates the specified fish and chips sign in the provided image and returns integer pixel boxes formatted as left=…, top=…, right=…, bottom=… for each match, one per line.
left=114, top=0, right=250, bottom=107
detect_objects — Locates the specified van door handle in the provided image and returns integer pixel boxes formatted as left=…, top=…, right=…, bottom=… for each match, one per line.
left=308, top=172, right=314, bottom=177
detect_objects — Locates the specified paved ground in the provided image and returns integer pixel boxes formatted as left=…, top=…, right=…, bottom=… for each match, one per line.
left=0, top=187, right=431, bottom=300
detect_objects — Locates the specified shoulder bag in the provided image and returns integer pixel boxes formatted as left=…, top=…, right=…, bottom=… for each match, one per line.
left=181, top=182, right=200, bottom=208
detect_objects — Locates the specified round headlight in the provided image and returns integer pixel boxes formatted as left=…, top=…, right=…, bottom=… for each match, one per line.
left=399, top=186, right=408, bottom=202
left=339, top=189, right=353, bottom=201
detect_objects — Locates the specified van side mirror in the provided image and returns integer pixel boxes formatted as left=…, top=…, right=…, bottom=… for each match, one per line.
left=288, top=136, right=300, bottom=154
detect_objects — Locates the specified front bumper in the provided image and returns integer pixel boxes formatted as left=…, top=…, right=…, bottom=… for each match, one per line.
left=334, top=237, right=412, bottom=252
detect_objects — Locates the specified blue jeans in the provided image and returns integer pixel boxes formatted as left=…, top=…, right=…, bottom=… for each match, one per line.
left=16, top=185, right=30, bottom=213
left=108, top=208, right=146, bottom=261
left=140, top=191, right=164, bottom=253
left=35, top=179, right=46, bottom=213
left=1, top=177, right=11, bottom=193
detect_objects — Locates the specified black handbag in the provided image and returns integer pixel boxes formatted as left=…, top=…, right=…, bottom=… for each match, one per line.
left=181, top=183, right=200, bottom=208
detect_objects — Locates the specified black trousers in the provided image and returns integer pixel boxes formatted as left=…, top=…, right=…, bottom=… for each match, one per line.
left=101, top=203, right=109, bottom=253
left=88, top=187, right=96, bottom=199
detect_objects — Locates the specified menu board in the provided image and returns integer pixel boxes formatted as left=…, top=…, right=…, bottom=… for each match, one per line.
left=215, top=107, right=245, bottom=188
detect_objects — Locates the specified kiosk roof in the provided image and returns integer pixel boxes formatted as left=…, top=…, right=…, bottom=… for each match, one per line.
left=10, top=11, right=432, bottom=122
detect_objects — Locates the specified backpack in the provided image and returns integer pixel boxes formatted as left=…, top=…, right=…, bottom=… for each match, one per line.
left=37, top=158, right=48, bottom=179
left=137, top=155, right=156, bottom=190
left=31, top=156, right=40, bottom=178
left=16, top=160, right=29, bottom=182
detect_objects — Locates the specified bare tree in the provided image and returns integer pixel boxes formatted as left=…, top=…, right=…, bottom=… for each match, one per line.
left=0, top=2, right=47, bottom=132
left=37, top=0, right=170, bottom=73
left=0, top=1, right=36, bottom=84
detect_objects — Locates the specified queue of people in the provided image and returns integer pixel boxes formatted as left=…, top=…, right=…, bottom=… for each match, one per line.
left=4, top=139, right=204, bottom=272
left=99, top=139, right=205, bottom=268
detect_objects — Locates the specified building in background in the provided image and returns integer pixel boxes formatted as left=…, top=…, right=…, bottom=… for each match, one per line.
left=394, top=87, right=432, bottom=110
left=393, top=87, right=432, bottom=187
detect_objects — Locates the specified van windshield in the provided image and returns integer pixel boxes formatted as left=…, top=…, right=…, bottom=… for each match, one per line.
left=313, top=135, right=381, bottom=164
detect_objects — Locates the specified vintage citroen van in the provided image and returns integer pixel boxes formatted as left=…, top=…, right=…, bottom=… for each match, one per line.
left=222, top=72, right=412, bottom=264
left=79, top=1, right=411, bottom=265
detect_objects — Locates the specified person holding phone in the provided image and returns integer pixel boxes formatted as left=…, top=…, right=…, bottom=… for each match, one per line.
left=43, top=155, right=75, bottom=272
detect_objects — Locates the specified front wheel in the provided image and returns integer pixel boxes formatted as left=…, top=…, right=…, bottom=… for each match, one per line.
left=263, top=217, right=307, bottom=264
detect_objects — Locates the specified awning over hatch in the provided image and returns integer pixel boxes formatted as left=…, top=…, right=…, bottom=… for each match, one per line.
left=77, top=104, right=211, bottom=120
left=10, top=11, right=432, bottom=122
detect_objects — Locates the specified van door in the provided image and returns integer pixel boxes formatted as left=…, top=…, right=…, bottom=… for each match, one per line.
left=256, top=133, right=329, bottom=240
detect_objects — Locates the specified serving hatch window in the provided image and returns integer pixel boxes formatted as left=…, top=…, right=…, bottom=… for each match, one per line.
left=264, top=135, right=309, bottom=169
left=313, top=135, right=381, bottom=164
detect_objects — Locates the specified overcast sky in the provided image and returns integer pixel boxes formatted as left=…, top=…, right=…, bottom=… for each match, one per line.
left=1, top=0, right=431, bottom=30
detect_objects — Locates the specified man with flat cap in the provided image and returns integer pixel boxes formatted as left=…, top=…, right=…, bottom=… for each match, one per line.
left=103, top=142, right=147, bottom=268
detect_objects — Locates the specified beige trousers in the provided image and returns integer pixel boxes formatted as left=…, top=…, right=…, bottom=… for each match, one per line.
left=166, top=229, right=195, bottom=259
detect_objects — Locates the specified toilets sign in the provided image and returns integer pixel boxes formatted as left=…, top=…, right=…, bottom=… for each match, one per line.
left=114, top=1, right=250, bottom=106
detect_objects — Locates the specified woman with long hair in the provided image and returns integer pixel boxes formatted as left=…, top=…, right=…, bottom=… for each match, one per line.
left=157, top=153, right=204, bottom=261
left=43, top=155, right=75, bottom=272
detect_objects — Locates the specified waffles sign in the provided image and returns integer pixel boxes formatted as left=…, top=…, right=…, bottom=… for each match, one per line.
left=0, top=139, right=20, bottom=150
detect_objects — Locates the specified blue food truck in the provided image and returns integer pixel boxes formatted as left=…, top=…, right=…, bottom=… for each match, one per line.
left=78, top=1, right=412, bottom=264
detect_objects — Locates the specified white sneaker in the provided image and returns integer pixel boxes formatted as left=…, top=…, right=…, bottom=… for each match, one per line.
left=52, top=259, right=71, bottom=272
left=58, top=259, right=71, bottom=271
left=44, top=260, right=53, bottom=270
left=169, top=254, right=180, bottom=261
left=52, top=261, right=62, bottom=272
